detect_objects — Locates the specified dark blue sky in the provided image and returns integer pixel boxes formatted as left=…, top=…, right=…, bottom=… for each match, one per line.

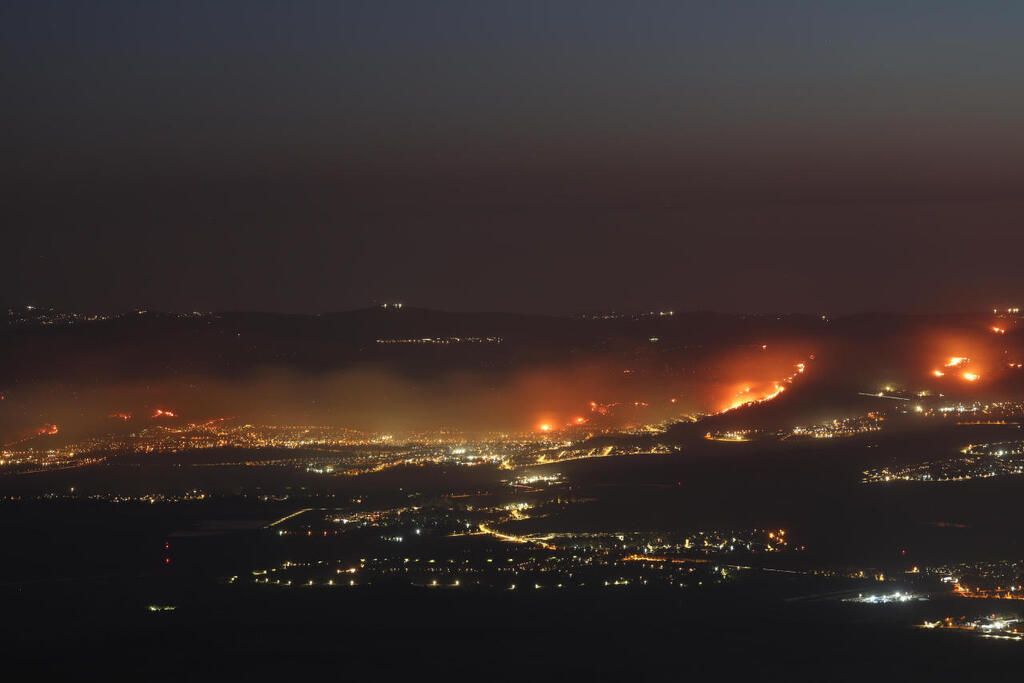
left=4, top=1, right=1024, bottom=314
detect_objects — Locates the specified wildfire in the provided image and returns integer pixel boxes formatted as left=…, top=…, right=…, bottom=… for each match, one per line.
left=933, top=356, right=985, bottom=382
left=108, top=412, right=132, bottom=421
left=1, top=424, right=59, bottom=448
left=715, top=359, right=808, bottom=414
left=720, top=382, right=786, bottom=413
left=533, top=405, right=618, bottom=434
left=589, top=401, right=618, bottom=415
left=152, top=409, right=177, bottom=418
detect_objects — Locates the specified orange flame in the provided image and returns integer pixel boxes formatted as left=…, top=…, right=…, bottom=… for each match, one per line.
left=1, top=424, right=58, bottom=447
left=714, top=359, right=808, bottom=414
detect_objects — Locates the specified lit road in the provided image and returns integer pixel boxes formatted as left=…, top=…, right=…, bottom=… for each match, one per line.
left=265, top=508, right=313, bottom=528
left=477, top=522, right=556, bottom=550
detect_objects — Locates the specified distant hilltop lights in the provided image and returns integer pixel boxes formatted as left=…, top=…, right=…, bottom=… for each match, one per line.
left=577, top=310, right=674, bottom=320
left=376, top=336, right=502, bottom=345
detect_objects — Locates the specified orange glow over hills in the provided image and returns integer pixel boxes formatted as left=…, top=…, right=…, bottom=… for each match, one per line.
left=713, top=358, right=810, bottom=414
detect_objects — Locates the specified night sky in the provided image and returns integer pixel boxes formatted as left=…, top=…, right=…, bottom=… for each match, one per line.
left=4, top=1, right=1024, bottom=315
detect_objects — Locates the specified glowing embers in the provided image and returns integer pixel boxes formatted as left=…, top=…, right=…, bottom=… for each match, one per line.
left=931, top=357, right=982, bottom=383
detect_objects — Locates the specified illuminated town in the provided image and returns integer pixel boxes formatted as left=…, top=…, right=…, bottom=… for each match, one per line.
left=920, top=615, right=1024, bottom=642
left=0, top=418, right=688, bottom=475
left=863, top=440, right=1024, bottom=483
left=6, top=308, right=1024, bottom=680
left=7, top=2, right=1024, bottom=674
